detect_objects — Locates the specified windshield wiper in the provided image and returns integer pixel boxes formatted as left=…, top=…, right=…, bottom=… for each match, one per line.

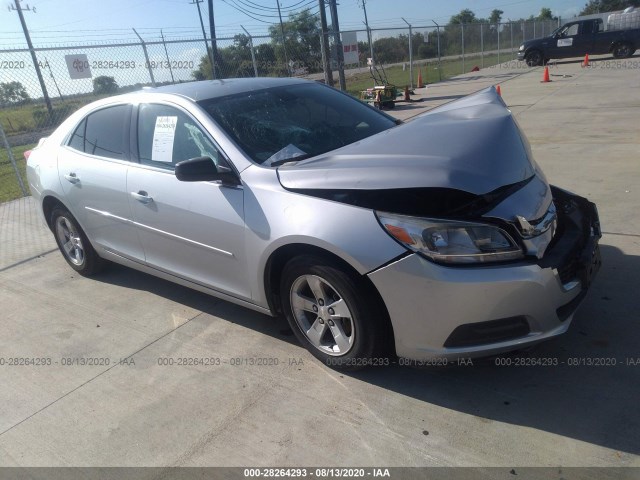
left=270, top=153, right=313, bottom=167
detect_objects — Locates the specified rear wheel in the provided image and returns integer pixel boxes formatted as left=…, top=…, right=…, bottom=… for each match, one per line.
left=525, top=50, right=544, bottom=67
left=612, top=42, right=634, bottom=59
left=51, top=207, right=104, bottom=276
left=280, top=255, right=388, bottom=369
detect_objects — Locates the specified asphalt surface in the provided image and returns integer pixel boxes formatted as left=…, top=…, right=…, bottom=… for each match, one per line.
left=0, top=55, right=639, bottom=468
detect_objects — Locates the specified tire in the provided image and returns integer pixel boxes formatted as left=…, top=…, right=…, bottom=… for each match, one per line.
left=525, top=50, right=544, bottom=67
left=612, top=43, right=634, bottom=59
left=51, top=207, right=105, bottom=276
left=280, top=255, right=387, bottom=370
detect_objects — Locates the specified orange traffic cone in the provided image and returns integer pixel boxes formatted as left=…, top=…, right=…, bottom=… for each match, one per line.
left=495, top=84, right=501, bottom=96
left=417, top=68, right=424, bottom=88
left=582, top=53, right=590, bottom=67
left=541, top=66, right=551, bottom=83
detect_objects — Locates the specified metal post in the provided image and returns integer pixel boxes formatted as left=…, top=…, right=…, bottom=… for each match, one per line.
left=161, top=29, right=175, bottom=83
left=133, top=29, right=156, bottom=87
left=461, top=23, right=465, bottom=74
left=328, top=0, right=346, bottom=90
left=319, top=0, right=333, bottom=86
left=497, top=22, right=500, bottom=64
left=242, top=25, right=258, bottom=77
left=510, top=21, right=514, bottom=56
left=533, top=20, right=536, bottom=38
left=480, top=22, right=484, bottom=69
left=0, top=122, right=28, bottom=197
left=432, top=20, right=442, bottom=82
left=402, top=18, right=413, bottom=89
left=12, top=0, right=54, bottom=120
left=360, top=0, right=374, bottom=63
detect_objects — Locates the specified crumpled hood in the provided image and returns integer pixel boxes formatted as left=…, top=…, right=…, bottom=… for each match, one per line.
left=277, top=87, right=537, bottom=196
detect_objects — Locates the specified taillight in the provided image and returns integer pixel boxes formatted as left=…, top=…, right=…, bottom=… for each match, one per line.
left=24, top=150, right=32, bottom=160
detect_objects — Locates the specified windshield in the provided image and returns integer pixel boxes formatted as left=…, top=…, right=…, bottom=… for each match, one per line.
left=198, top=83, right=397, bottom=166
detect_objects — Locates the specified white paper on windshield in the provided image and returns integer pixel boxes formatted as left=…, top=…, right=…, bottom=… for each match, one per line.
left=265, top=144, right=307, bottom=165
left=557, top=38, right=573, bottom=47
left=151, top=116, right=178, bottom=163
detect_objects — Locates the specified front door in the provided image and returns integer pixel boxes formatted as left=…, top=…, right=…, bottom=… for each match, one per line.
left=127, top=103, right=249, bottom=300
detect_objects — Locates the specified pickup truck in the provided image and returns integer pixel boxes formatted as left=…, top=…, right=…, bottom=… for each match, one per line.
left=517, top=17, right=640, bottom=66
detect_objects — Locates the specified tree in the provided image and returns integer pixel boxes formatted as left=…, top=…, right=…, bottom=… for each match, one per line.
left=489, top=9, right=504, bottom=24
left=538, top=7, right=557, bottom=20
left=92, top=76, right=118, bottom=95
left=449, top=9, right=477, bottom=25
left=580, top=0, right=639, bottom=14
left=0, top=81, right=30, bottom=106
left=268, top=10, right=321, bottom=74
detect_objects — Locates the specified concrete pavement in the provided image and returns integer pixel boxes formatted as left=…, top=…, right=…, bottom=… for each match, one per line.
left=0, top=55, right=639, bottom=467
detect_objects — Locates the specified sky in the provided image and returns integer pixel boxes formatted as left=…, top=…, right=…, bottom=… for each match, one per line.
left=0, top=0, right=586, bottom=47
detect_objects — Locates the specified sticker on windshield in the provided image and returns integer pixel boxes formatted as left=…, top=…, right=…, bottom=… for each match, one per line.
left=151, top=116, right=178, bottom=162
left=557, top=38, right=573, bottom=47
left=264, top=144, right=307, bottom=166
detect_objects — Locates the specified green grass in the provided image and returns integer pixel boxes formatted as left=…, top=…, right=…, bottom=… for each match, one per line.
left=0, top=143, right=35, bottom=203
left=346, top=52, right=512, bottom=95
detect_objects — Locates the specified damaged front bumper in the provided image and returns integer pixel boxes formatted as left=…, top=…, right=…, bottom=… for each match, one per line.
left=368, top=187, right=601, bottom=361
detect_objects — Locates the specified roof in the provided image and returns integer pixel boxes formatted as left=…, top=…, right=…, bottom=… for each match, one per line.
left=138, top=77, right=310, bottom=102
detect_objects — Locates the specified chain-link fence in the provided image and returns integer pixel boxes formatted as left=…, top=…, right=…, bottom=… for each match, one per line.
left=0, top=18, right=560, bottom=202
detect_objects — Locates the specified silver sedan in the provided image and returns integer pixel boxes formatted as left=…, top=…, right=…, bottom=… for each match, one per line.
left=26, top=78, right=601, bottom=368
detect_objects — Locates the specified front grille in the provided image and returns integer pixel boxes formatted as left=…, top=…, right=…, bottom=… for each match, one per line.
left=444, top=316, right=530, bottom=348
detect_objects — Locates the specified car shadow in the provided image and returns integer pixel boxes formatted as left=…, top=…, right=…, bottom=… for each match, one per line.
left=92, top=243, right=639, bottom=455
left=93, top=262, right=296, bottom=345
left=549, top=52, right=639, bottom=66
left=344, top=243, right=640, bottom=455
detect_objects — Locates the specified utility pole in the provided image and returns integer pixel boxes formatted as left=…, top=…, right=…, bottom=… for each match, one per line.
left=191, top=0, right=215, bottom=79
left=276, top=0, right=291, bottom=76
left=10, top=0, right=54, bottom=120
left=318, top=0, right=333, bottom=86
left=358, top=0, right=374, bottom=63
left=207, top=0, right=221, bottom=78
left=328, top=0, right=345, bottom=90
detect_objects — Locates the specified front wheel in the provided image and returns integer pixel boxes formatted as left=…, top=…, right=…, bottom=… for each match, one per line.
left=51, top=207, right=105, bottom=276
left=525, top=50, right=544, bottom=67
left=280, top=255, right=388, bottom=369
left=612, top=43, right=634, bottom=59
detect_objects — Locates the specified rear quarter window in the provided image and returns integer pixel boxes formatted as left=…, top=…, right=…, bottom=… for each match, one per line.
left=67, top=105, right=130, bottom=160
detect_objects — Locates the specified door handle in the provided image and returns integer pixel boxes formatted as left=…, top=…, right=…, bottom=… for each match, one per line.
left=64, top=173, right=80, bottom=184
left=131, top=191, right=154, bottom=204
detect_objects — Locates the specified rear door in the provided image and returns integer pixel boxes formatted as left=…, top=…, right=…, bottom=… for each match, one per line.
left=127, top=102, right=249, bottom=300
left=58, top=104, right=145, bottom=261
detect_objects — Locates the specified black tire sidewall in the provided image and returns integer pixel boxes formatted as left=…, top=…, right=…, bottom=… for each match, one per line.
left=280, top=256, right=381, bottom=369
left=51, top=207, right=103, bottom=276
left=612, top=44, right=632, bottom=59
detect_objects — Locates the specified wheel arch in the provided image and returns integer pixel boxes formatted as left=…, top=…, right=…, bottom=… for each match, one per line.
left=42, top=194, right=68, bottom=231
left=609, top=40, right=635, bottom=55
left=263, top=243, right=396, bottom=354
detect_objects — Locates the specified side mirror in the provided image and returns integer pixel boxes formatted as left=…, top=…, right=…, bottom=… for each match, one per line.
left=175, top=156, right=239, bottom=185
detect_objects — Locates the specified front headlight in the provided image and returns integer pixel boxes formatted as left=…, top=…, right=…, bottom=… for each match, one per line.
left=376, top=212, right=523, bottom=264
left=519, top=44, right=525, bottom=51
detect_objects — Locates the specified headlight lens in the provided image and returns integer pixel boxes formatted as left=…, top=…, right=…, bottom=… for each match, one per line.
left=376, top=212, right=523, bottom=264
left=519, top=45, right=525, bottom=51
